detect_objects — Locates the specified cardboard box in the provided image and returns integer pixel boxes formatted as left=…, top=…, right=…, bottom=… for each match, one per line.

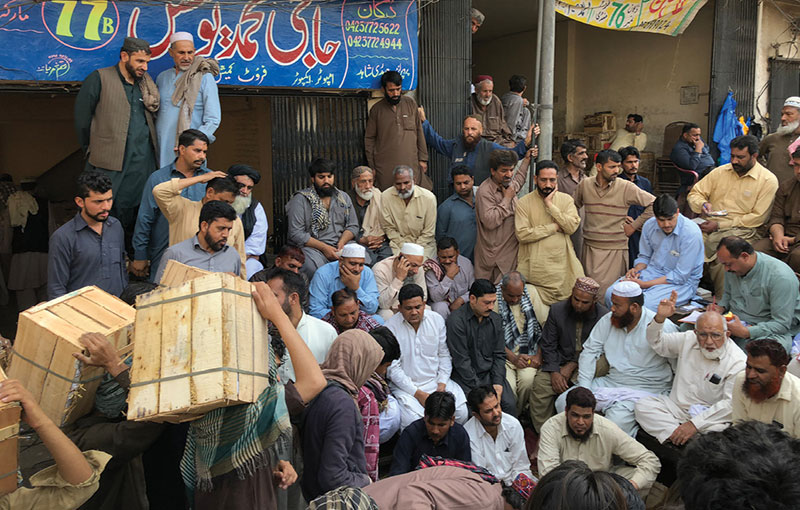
left=7, top=287, right=134, bottom=426
left=584, top=113, right=616, bottom=133
left=0, top=367, right=21, bottom=496
left=159, top=260, right=213, bottom=288
left=128, top=273, right=270, bottom=423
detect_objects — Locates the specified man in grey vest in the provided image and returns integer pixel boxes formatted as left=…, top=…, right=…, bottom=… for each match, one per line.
left=74, top=36, right=159, bottom=241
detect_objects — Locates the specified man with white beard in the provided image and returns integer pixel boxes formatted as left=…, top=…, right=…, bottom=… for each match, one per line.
left=634, top=291, right=746, bottom=445
left=759, top=96, right=800, bottom=183
left=348, top=166, right=392, bottom=265
left=228, top=164, right=267, bottom=276
left=470, top=75, right=516, bottom=148
left=380, top=166, right=437, bottom=259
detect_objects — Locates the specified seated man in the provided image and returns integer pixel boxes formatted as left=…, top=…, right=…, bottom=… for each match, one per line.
left=308, top=243, right=380, bottom=321
left=530, top=277, right=609, bottom=433
left=609, top=114, right=647, bottom=151
left=388, top=390, right=471, bottom=476
left=373, top=242, right=427, bottom=320
left=758, top=96, right=800, bottom=183
left=753, top=147, right=800, bottom=273
left=634, top=292, right=746, bottom=445
left=249, top=244, right=305, bottom=282
left=424, top=237, right=474, bottom=320
left=670, top=123, right=716, bottom=180
left=265, top=267, right=337, bottom=383
left=386, top=284, right=468, bottom=428
left=447, top=279, right=516, bottom=415
left=605, top=194, right=704, bottom=311
left=713, top=236, right=800, bottom=352
left=152, top=169, right=246, bottom=275
left=560, top=280, right=678, bottom=436
left=732, top=338, right=800, bottom=438
left=285, top=158, right=359, bottom=279
left=348, top=165, right=392, bottom=265
left=228, top=164, right=268, bottom=276
left=380, top=165, right=437, bottom=258
left=687, top=135, right=778, bottom=297
left=539, top=387, right=660, bottom=493
left=154, top=201, right=242, bottom=281
left=463, top=385, right=532, bottom=484
left=436, top=165, right=477, bottom=261
left=495, top=271, right=547, bottom=423
left=322, top=288, right=381, bottom=334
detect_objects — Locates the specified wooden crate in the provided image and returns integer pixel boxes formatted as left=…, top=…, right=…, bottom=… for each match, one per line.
left=128, top=272, right=270, bottom=423
left=7, top=287, right=134, bottom=427
left=159, top=260, right=213, bottom=288
left=584, top=113, right=616, bottom=133
left=0, top=367, right=21, bottom=496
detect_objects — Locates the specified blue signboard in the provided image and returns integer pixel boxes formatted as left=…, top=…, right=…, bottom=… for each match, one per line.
left=0, top=0, right=418, bottom=89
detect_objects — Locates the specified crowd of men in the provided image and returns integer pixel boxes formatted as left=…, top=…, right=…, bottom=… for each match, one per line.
left=5, top=32, right=800, bottom=510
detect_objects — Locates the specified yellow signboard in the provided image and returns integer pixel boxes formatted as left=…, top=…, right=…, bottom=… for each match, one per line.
left=555, top=0, right=709, bottom=36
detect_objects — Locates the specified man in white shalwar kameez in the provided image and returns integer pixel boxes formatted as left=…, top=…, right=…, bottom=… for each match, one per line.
left=386, top=282, right=468, bottom=429
left=634, top=291, right=746, bottom=445
left=557, top=280, right=677, bottom=436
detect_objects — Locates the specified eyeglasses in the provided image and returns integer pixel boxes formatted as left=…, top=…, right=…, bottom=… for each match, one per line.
left=696, top=331, right=724, bottom=340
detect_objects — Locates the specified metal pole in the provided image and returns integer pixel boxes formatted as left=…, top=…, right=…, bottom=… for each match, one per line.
left=529, top=0, right=545, bottom=192
left=538, top=0, right=555, bottom=161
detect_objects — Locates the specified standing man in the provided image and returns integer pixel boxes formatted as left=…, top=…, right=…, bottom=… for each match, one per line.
left=446, top=279, right=516, bottom=415
left=753, top=148, right=800, bottom=272
left=688, top=135, right=779, bottom=297
left=74, top=37, right=159, bottom=237
left=670, top=123, right=716, bottom=181
left=609, top=114, right=647, bottom=152
left=574, top=149, right=655, bottom=295
left=501, top=75, right=532, bottom=144
left=286, top=158, right=359, bottom=279
left=365, top=71, right=429, bottom=191
left=373, top=242, right=428, bottom=320
left=559, top=139, right=589, bottom=256
left=228, top=164, right=268, bottom=277
left=515, top=160, right=583, bottom=305
left=475, top=149, right=533, bottom=283
left=154, top=31, right=220, bottom=168
left=425, top=237, right=474, bottom=320
left=436, top=166, right=477, bottom=261
left=308, top=243, right=381, bottom=320
left=348, top=166, right=392, bottom=265
left=131, top=129, right=210, bottom=281
left=48, top=171, right=126, bottom=299
left=759, top=96, right=800, bottom=183
left=380, top=166, right=437, bottom=259
left=617, top=146, right=653, bottom=265
left=530, top=278, right=608, bottom=433
left=470, top=75, right=516, bottom=147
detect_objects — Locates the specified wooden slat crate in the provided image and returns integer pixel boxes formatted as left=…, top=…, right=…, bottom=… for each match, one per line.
left=0, top=367, right=21, bottom=496
left=128, top=272, right=270, bottom=423
left=7, top=287, right=134, bottom=427
left=159, top=260, right=213, bottom=288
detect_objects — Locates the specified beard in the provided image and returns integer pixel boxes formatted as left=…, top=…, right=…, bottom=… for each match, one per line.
left=567, top=301, right=592, bottom=320
left=777, top=120, right=800, bottom=136
left=231, top=194, right=251, bottom=215
left=125, top=61, right=142, bottom=81
left=204, top=231, right=225, bottom=252
left=538, top=187, right=555, bottom=197
left=86, top=210, right=109, bottom=223
left=385, top=93, right=401, bottom=106
left=463, top=134, right=480, bottom=150
left=355, top=188, right=374, bottom=201
left=314, top=183, right=334, bottom=197
left=743, top=376, right=783, bottom=403
left=477, top=95, right=492, bottom=107
left=398, top=185, right=414, bottom=199
left=610, top=310, right=635, bottom=329
left=701, top=344, right=726, bottom=360
left=567, top=423, right=593, bottom=442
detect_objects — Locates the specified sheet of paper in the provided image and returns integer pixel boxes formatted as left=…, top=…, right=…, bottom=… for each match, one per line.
left=678, top=310, right=703, bottom=324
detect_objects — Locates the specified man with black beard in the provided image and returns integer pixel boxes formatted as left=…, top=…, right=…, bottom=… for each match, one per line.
left=365, top=70, right=430, bottom=191
left=760, top=96, right=800, bottom=183
left=228, top=164, right=268, bottom=276
left=732, top=339, right=800, bottom=438
left=530, top=277, right=609, bottom=433
left=285, top=158, right=359, bottom=280
left=635, top=292, right=746, bottom=445
left=539, top=387, right=660, bottom=493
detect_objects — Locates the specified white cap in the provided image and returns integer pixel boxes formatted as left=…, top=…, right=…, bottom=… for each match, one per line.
left=785, top=97, right=800, bottom=109
left=611, top=280, right=642, bottom=298
left=341, top=243, right=366, bottom=259
left=400, top=243, right=425, bottom=257
left=170, top=31, right=194, bottom=45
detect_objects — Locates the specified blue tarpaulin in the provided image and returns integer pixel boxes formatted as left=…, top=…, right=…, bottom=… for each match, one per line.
left=712, top=91, right=744, bottom=165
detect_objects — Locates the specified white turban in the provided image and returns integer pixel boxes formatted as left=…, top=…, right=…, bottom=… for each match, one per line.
left=400, top=243, right=424, bottom=257
left=170, top=31, right=194, bottom=45
left=341, top=243, right=366, bottom=259
left=611, top=280, right=642, bottom=298
left=785, top=97, right=800, bottom=109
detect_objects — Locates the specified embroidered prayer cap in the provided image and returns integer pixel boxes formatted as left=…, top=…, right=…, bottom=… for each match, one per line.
left=784, top=96, right=800, bottom=110
left=121, top=37, right=151, bottom=53
left=227, top=164, right=261, bottom=184
left=400, top=242, right=424, bottom=257
left=475, top=74, right=493, bottom=85
left=170, top=31, right=194, bottom=45
left=512, top=473, right=537, bottom=500
left=341, top=243, right=366, bottom=259
left=611, top=280, right=642, bottom=298
left=574, top=277, right=600, bottom=296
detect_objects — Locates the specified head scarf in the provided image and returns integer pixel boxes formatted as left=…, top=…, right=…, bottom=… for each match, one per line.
left=320, top=330, right=383, bottom=401
left=228, top=164, right=261, bottom=184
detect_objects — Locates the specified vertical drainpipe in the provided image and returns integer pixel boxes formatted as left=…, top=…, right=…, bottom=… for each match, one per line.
left=539, top=0, right=555, bottom=163
left=529, top=0, right=545, bottom=192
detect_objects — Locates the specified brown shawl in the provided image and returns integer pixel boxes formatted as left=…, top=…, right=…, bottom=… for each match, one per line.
left=320, top=330, right=383, bottom=402
left=171, top=57, right=220, bottom=143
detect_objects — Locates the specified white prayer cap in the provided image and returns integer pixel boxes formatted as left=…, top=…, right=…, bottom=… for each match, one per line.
left=341, top=243, right=366, bottom=259
left=170, top=31, right=194, bottom=45
left=611, top=280, right=642, bottom=298
left=400, top=243, right=424, bottom=257
left=785, top=96, right=800, bottom=109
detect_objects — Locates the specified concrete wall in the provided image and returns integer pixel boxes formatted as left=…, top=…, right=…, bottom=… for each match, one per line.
left=755, top=1, right=796, bottom=130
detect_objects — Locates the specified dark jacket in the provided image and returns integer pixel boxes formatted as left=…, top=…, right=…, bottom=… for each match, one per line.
left=446, top=304, right=506, bottom=394
left=540, top=299, right=609, bottom=372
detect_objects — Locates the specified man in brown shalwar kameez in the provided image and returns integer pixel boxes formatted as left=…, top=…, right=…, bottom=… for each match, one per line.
left=470, top=75, right=517, bottom=148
